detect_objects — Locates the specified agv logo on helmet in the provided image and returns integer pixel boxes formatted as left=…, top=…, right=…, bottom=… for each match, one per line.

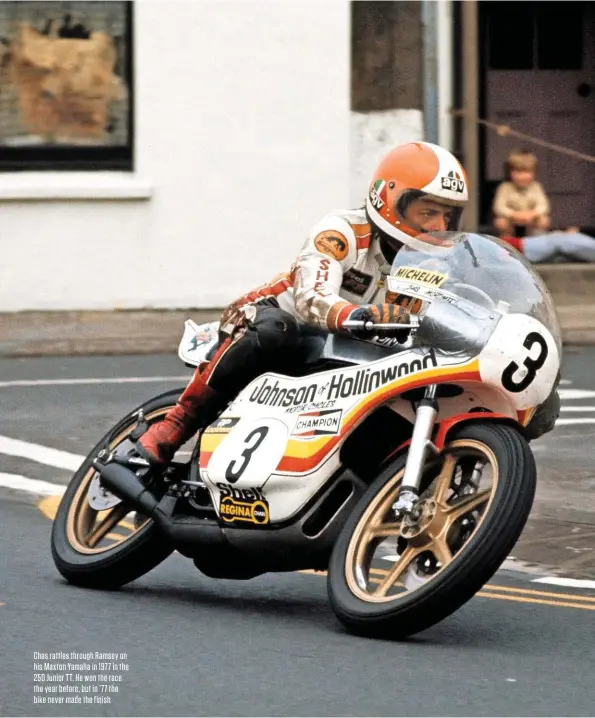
left=440, top=171, right=465, bottom=193
left=369, top=179, right=387, bottom=210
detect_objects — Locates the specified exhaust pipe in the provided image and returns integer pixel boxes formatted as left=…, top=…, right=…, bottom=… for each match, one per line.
left=96, top=461, right=227, bottom=549
left=98, top=462, right=160, bottom=515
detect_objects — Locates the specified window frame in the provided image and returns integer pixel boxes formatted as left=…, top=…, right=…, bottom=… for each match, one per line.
left=0, top=0, right=134, bottom=173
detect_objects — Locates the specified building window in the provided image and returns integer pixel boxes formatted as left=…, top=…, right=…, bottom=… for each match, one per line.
left=0, top=1, right=133, bottom=171
left=487, top=1, right=584, bottom=72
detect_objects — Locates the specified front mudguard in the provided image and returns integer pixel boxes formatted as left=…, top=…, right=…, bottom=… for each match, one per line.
left=386, top=411, right=525, bottom=465
left=524, top=388, right=560, bottom=441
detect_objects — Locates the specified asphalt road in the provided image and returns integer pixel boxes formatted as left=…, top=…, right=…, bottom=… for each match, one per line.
left=2, top=498, right=595, bottom=717
left=1, top=351, right=595, bottom=716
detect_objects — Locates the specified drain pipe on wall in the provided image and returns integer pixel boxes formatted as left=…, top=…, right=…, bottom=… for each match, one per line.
left=461, top=0, right=479, bottom=231
left=436, top=0, right=454, bottom=151
left=422, top=0, right=438, bottom=145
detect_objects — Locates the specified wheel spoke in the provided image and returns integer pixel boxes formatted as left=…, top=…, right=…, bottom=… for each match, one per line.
left=372, top=546, right=420, bottom=597
left=433, top=454, right=458, bottom=504
left=368, top=522, right=403, bottom=538
left=86, top=503, right=130, bottom=548
left=445, top=488, right=492, bottom=522
left=431, top=537, right=453, bottom=567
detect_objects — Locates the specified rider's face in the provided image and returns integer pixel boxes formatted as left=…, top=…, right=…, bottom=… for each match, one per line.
left=403, top=198, right=454, bottom=233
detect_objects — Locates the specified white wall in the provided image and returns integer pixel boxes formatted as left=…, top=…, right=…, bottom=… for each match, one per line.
left=350, top=109, right=424, bottom=207
left=0, top=0, right=426, bottom=312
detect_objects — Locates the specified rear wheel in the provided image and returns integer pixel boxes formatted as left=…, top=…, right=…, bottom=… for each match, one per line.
left=51, top=389, right=190, bottom=589
left=327, top=422, right=536, bottom=638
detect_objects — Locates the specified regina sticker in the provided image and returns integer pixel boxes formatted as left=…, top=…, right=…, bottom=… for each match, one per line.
left=219, top=495, right=270, bottom=525
left=393, top=266, right=448, bottom=287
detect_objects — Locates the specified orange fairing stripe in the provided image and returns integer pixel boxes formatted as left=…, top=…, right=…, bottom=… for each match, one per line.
left=275, top=361, right=481, bottom=473
left=200, top=452, right=212, bottom=469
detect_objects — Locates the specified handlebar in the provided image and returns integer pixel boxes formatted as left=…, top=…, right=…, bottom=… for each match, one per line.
left=341, top=317, right=420, bottom=335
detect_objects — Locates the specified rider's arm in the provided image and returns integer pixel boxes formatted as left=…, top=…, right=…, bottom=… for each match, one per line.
left=291, top=216, right=360, bottom=331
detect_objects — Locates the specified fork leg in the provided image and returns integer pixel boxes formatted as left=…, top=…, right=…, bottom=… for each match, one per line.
left=393, top=385, right=438, bottom=516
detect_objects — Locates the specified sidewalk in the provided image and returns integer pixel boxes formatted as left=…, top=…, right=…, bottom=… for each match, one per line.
left=3, top=270, right=595, bottom=357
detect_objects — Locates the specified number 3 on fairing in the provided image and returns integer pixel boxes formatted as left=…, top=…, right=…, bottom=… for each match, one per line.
left=225, top=427, right=270, bottom=483
left=501, top=331, right=549, bottom=393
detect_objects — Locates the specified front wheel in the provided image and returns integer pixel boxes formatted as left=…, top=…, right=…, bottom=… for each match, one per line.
left=51, top=389, right=187, bottom=589
left=327, top=422, right=536, bottom=638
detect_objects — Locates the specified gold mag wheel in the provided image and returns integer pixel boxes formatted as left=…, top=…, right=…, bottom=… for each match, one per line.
left=345, top=439, right=498, bottom=603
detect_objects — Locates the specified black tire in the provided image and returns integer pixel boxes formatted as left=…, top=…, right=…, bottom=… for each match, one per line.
left=51, top=389, right=184, bottom=589
left=327, top=422, right=536, bottom=639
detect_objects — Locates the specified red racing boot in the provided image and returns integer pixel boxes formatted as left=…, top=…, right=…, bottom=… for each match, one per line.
left=136, top=369, right=225, bottom=468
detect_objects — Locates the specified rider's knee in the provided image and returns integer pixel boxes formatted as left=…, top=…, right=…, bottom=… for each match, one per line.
left=252, top=306, right=300, bottom=353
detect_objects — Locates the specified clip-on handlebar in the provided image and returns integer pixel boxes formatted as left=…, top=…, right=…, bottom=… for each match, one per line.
left=341, top=316, right=420, bottom=337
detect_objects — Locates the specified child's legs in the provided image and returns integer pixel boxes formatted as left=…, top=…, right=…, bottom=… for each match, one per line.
left=493, top=216, right=512, bottom=235
left=526, top=214, right=551, bottom=235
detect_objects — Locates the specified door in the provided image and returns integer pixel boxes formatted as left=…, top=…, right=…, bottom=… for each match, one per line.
left=484, top=1, right=595, bottom=230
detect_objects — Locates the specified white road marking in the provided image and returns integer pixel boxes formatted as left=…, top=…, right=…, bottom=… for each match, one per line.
left=559, top=389, right=595, bottom=400
left=560, top=406, right=595, bottom=412
left=0, top=376, right=189, bottom=389
left=0, top=473, right=65, bottom=496
left=560, top=379, right=572, bottom=385
left=556, top=418, right=595, bottom=426
left=532, top=576, right=595, bottom=590
left=0, top=435, right=84, bottom=471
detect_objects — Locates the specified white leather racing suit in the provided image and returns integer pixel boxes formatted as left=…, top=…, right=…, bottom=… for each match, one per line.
left=220, top=208, right=397, bottom=334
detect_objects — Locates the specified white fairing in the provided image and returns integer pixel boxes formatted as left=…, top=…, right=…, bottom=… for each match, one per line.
left=199, top=347, right=476, bottom=522
left=186, top=232, right=563, bottom=528
left=478, top=313, right=560, bottom=409
left=178, top=320, right=220, bottom=365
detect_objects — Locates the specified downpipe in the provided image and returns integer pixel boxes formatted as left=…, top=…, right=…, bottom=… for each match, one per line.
left=93, top=458, right=226, bottom=547
left=393, top=384, right=439, bottom=518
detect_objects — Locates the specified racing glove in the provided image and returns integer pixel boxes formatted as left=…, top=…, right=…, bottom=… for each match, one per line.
left=345, top=303, right=411, bottom=341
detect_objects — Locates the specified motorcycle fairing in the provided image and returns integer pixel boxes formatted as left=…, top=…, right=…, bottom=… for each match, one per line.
left=197, top=309, right=558, bottom=525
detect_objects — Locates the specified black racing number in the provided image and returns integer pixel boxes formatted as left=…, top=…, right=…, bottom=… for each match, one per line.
left=501, top=331, right=549, bottom=393
left=225, top=427, right=270, bottom=483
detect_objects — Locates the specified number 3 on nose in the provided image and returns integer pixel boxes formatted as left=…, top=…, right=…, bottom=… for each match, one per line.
left=501, top=331, right=549, bottom=393
left=225, top=426, right=270, bottom=483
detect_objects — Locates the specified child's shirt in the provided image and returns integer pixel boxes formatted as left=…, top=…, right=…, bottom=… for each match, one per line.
left=492, top=181, right=550, bottom=218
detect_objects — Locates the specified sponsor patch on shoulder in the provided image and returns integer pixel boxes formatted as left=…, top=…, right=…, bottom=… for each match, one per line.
left=313, top=230, right=349, bottom=261
left=292, top=408, right=343, bottom=437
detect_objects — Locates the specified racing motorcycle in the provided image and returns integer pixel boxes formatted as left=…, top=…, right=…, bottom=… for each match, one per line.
left=51, top=232, right=562, bottom=638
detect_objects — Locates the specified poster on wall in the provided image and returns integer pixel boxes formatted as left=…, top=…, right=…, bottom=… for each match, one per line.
left=0, top=0, right=132, bottom=163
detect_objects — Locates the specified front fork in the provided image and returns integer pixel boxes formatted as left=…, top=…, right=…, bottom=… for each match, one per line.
left=393, top=384, right=439, bottom=518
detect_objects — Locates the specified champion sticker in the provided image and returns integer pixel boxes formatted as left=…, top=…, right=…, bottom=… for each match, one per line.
left=292, top=409, right=343, bottom=438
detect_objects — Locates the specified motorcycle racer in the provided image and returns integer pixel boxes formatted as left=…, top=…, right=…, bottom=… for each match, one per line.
left=135, top=141, right=470, bottom=468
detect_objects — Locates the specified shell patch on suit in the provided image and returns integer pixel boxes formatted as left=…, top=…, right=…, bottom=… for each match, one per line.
left=313, top=231, right=349, bottom=261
